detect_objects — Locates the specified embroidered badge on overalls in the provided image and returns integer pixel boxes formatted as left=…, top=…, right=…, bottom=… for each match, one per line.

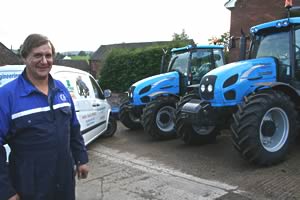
left=60, top=94, right=67, bottom=101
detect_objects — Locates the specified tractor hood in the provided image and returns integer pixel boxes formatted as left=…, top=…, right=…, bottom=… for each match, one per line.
left=128, top=71, right=180, bottom=105
left=199, top=57, right=277, bottom=106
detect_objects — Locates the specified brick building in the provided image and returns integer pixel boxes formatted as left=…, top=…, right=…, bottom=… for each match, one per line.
left=225, top=0, right=300, bottom=62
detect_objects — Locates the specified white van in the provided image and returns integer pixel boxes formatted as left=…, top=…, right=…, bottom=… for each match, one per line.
left=0, top=65, right=117, bottom=160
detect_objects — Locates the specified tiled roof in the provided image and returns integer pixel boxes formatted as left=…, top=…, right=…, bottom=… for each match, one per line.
left=0, top=42, right=23, bottom=66
left=54, top=59, right=90, bottom=72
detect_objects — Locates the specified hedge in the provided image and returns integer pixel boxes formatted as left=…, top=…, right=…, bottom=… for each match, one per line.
left=99, top=41, right=191, bottom=92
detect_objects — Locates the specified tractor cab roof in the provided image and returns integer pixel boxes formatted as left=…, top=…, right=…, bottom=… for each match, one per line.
left=171, top=44, right=224, bottom=53
left=250, top=17, right=300, bottom=34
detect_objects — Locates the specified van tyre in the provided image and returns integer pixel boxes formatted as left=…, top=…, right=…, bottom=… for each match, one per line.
left=176, top=94, right=217, bottom=145
left=102, top=115, right=117, bottom=138
left=231, top=90, right=297, bottom=166
left=119, top=98, right=142, bottom=130
left=142, top=96, right=178, bottom=140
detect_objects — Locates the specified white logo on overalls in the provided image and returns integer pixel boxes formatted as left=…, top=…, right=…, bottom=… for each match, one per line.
left=60, top=94, right=67, bottom=101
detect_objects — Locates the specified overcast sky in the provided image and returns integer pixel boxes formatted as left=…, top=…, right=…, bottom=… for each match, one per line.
left=1, top=0, right=231, bottom=52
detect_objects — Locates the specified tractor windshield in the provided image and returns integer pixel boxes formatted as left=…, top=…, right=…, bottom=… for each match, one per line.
left=250, top=28, right=291, bottom=80
left=190, top=49, right=223, bottom=84
left=168, top=48, right=224, bottom=84
left=168, top=52, right=189, bottom=75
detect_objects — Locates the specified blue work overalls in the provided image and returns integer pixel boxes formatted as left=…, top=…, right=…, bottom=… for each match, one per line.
left=0, top=70, right=88, bottom=200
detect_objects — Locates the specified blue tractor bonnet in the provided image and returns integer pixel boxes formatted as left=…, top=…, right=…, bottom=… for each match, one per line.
left=130, top=71, right=179, bottom=106
left=201, top=57, right=277, bottom=107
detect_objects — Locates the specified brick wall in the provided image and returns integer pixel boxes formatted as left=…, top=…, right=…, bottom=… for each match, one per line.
left=228, top=0, right=300, bottom=62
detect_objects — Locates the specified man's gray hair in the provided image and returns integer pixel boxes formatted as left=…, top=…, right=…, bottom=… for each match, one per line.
left=20, top=34, right=55, bottom=59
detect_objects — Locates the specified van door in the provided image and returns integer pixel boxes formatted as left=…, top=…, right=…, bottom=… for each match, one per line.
left=53, top=71, right=104, bottom=145
left=88, top=75, right=110, bottom=137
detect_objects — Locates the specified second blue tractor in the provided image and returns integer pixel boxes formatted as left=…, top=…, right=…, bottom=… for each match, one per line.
left=119, top=44, right=225, bottom=139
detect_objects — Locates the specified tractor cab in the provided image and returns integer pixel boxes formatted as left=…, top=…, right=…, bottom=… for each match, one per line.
left=248, top=18, right=300, bottom=86
left=167, top=45, right=224, bottom=94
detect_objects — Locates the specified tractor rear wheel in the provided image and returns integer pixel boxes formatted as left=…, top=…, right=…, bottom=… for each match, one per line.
left=175, top=94, right=218, bottom=145
left=231, top=90, right=297, bottom=166
left=119, top=98, right=142, bottom=130
left=142, top=96, right=178, bottom=140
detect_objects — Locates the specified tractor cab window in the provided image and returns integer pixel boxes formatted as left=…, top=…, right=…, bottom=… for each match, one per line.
left=168, top=52, right=189, bottom=75
left=213, top=49, right=225, bottom=67
left=190, top=49, right=213, bottom=84
left=294, top=26, right=300, bottom=81
left=251, top=29, right=291, bottom=82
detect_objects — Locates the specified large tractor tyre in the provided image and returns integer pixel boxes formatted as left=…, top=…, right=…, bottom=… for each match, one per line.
left=102, top=115, right=117, bottom=138
left=176, top=94, right=218, bottom=145
left=142, top=96, right=178, bottom=140
left=231, top=90, right=297, bottom=166
left=119, top=99, right=142, bottom=130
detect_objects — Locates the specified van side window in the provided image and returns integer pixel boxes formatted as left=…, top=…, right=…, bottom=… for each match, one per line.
left=89, top=76, right=105, bottom=99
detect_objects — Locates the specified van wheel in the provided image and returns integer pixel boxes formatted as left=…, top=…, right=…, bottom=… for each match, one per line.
left=102, top=116, right=117, bottom=138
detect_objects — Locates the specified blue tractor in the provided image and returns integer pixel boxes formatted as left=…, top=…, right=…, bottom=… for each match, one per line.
left=176, top=9, right=300, bottom=166
left=119, top=44, right=225, bottom=139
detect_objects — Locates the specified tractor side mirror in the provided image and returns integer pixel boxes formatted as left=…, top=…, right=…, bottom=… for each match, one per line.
left=160, top=49, right=168, bottom=73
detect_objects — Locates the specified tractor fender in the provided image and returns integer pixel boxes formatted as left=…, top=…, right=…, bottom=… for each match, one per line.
left=148, top=91, right=180, bottom=101
left=254, top=82, right=299, bottom=103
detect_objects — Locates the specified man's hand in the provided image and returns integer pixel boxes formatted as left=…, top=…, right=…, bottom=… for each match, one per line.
left=76, top=164, right=89, bottom=179
left=8, top=194, right=20, bottom=200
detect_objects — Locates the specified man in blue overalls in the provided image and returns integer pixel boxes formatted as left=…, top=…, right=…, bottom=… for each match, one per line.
left=0, top=34, right=89, bottom=200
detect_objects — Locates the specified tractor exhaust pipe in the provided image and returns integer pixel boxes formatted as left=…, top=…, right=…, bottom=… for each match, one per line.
left=239, top=29, right=247, bottom=61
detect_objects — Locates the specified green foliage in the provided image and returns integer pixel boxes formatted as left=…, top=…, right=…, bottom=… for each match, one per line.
left=208, top=32, right=231, bottom=63
left=99, top=41, right=191, bottom=92
left=172, top=29, right=189, bottom=41
left=208, top=32, right=230, bottom=50
left=70, top=55, right=90, bottom=62
left=55, top=52, right=65, bottom=60
left=78, top=50, right=87, bottom=56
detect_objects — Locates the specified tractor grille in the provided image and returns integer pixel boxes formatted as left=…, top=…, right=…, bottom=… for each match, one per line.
left=199, top=75, right=217, bottom=100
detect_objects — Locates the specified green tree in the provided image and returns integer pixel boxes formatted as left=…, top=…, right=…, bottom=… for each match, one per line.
left=208, top=32, right=230, bottom=63
left=172, top=29, right=189, bottom=41
left=55, top=52, right=65, bottom=60
left=78, top=51, right=87, bottom=56
left=208, top=32, right=230, bottom=50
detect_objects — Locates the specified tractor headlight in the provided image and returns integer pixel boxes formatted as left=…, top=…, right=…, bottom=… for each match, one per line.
left=207, top=84, right=213, bottom=92
left=128, top=86, right=135, bottom=99
left=200, top=84, right=205, bottom=92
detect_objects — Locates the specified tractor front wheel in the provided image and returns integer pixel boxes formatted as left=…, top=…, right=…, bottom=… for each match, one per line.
left=142, top=96, right=178, bottom=140
left=175, top=94, right=218, bottom=145
left=119, top=98, right=142, bottom=130
left=231, top=90, right=297, bottom=166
